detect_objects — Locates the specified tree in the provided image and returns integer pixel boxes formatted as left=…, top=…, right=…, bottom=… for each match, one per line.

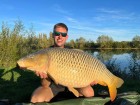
left=132, top=35, right=140, bottom=42
left=84, top=40, right=95, bottom=49
left=69, top=39, right=75, bottom=48
left=38, top=33, right=48, bottom=48
left=96, top=35, right=113, bottom=48
left=48, top=32, right=54, bottom=47
left=132, top=35, right=140, bottom=48
left=75, top=37, right=86, bottom=49
left=0, top=20, right=25, bottom=67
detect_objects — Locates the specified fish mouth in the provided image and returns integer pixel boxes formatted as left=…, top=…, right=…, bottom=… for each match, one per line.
left=16, top=63, right=21, bottom=69
left=17, top=60, right=36, bottom=71
left=16, top=63, right=27, bottom=70
left=17, top=59, right=25, bottom=67
left=17, top=60, right=27, bottom=70
left=17, top=63, right=34, bottom=71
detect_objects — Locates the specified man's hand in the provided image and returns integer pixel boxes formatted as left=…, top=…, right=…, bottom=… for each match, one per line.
left=35, top=71, right=48, bottom=79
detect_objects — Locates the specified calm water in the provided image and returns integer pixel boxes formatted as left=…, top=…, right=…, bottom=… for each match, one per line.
left=85, top=49, right=140, bottom=74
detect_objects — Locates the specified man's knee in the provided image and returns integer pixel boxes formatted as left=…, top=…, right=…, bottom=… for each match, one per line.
left=31, top=96, right=50, bottom=103
left=31, top=86, right=54, bottom=103
left=83, top=89, right=94, bottom=97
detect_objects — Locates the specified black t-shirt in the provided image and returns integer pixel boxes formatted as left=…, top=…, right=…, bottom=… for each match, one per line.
left=49, top=45, right=73, bottom=49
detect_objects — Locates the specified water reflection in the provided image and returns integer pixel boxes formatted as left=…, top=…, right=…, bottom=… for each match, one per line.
left=85, top=49, right=140, bottom=79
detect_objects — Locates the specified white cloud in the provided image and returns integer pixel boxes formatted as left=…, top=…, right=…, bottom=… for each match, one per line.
left=66, top=17, right=78, bottom=23
left=52, top=4, right=71, bottom=15
left=33, top=21, right=54, bottom=27
left=94, top=8, right=135, bottom=21
left=97, top=8, right=120, bottom=14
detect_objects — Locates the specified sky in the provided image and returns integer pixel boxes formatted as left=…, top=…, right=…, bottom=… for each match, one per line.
left=0, top=0, right=140, bottom=42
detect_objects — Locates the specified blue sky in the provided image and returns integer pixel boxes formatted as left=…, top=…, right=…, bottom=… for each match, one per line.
left=0, top=0, right=140, bottom=42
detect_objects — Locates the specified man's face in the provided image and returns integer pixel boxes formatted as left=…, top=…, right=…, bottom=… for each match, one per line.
left=53, top=27, right=68, bottom=48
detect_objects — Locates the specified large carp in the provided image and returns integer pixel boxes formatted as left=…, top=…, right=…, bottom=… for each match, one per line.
left=17, top=48, right=124, bottom=101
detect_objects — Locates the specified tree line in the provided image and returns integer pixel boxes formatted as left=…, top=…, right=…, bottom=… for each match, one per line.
left=0, top=20, right=140, bottom=67
left=67, top=35, right=140, bottom=49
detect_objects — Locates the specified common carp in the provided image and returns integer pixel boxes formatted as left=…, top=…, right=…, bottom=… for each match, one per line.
left=17, top=48, right=124, bottom=101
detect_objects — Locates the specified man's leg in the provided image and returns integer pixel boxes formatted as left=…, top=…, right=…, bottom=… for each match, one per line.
left=31, top=79, right=54, bottom=103
left=31, top=86, right=54, bottom=103
left=31, top=79, right=65, bottom=103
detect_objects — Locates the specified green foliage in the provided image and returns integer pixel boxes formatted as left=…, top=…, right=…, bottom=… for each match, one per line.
left=131, top=35, right=140, bottom=48
left=96, top=35, right=114, bottom=48
left=84, top=40, right=95, bottom=49
left=0, top=67, right=40, bottom=104
left=0, top=20, right=53, bottom=67
left=67, top=38, right=95, bottom=49
left=75, top=37, right=86, bottom=49
left=66, top=37, right=87, bottom=49
left=68, top=39, right=75, bottom=48
left=0, top=20, right=140, bottom=67
left=0, top=21, right=23, bottom=67
left=96, top=35, right=113, bottom=43
left=132, top=35, right=140, bottom=42
left=112, top=41, right=131, bottom=49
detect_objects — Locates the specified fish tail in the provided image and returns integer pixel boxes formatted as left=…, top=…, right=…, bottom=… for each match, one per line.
left=108, top=76, right=124, bottom=101
left=114, top=76, right=124, bottom=88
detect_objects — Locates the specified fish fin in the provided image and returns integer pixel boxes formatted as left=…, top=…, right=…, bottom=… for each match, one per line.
left=108, top=76, right=124, bottom=101
left=108, top=84, right=117, bottom=101
left=98, top=81, right=107, bottom=86
left=114, top=76, right=124, bottom=88
left=68, top=87, right=79, bottom=97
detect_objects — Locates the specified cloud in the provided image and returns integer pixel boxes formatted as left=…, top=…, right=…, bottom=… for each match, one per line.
left=34, top=22, right=54, bottom=27
left=94, top=8, right=135, bottom=22
left=97, top=8, right=120, bottom=14
left=30, top=21, right=54, bottom=33
left=52, top=4, right=71, bottom=15
left=68, top=22, right=140, bottom=42
left=97, top=8, right=127, bottom=17
left=66, top=17, right=78, bottom=23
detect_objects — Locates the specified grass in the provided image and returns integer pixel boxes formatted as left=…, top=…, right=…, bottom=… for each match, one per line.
left=0, top=67, right=140, bottom=104
left=0, top=67, right=41, bottom=104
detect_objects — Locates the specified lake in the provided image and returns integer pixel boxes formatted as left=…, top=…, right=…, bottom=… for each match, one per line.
left=85, top=49, right=140, bottom=79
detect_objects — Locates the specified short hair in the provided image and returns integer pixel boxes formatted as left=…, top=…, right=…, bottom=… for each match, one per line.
left=53, top=23, right=68, bottom=32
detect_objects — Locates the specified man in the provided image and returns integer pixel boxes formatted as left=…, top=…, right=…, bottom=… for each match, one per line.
left=31, top=23, right=96, bottom=103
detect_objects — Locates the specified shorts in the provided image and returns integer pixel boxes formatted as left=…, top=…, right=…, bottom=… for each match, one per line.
left=50, top=81, right=66, bottom=96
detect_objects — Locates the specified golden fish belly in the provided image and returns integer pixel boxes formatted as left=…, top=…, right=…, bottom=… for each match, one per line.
left=47, top=48, right=114, bottom=88
left=49, top=64, right=93, bottom=87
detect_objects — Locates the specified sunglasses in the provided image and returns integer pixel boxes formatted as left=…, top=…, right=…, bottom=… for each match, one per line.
left=53, top=31, right=67, bottom=37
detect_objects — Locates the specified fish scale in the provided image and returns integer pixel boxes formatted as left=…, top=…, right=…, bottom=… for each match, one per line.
left=47, top=48, right=109, bottom=87
left=17, top=48, right=124, bottom=101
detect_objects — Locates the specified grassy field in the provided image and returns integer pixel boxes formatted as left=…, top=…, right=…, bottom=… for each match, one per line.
left=0, top=67, right=41, bottom=104
left=0, top=67, right=140, bottom=104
